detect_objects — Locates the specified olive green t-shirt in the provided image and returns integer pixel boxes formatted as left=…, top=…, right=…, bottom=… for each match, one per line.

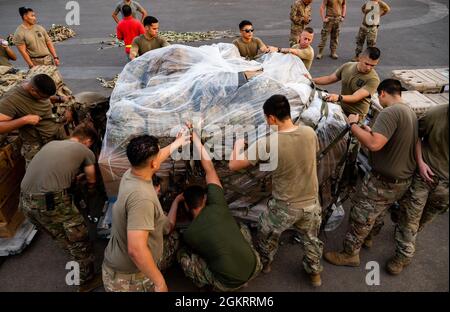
left=0, top=85, right=62, bottom=146
left=21, top=140, right=96, bottom=194
left=13, top=24, right=51, bottom=58
left=370, top=103, right=418, bottom=180
left=182, top=184, right=257, bottom=288
left=232, top=37, right=266, bottom=60
left=325, top=0, right=346, bottom=17
left=419, top=104, right=449, bottom=180
left=0, top=46, right=12, bottom=67
left=114, top=1, right=145, bottom=19
left=104, top=169, right=171, bottom=273
left=334, top=62, right=380, bottom=116
left=292, top=44, right=314, bottom=70
left=248, top=126, right=320, bottom=208
left=130, top=35, right=169, bottom=57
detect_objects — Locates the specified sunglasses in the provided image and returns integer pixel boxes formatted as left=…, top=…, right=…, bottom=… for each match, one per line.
left=242, top=29, right=254, bottom=33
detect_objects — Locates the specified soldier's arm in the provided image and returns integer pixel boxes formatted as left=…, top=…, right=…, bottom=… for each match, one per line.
left=127, top=230, right=168, bottom=292
left=112, top=7, right=120, bottom=24
left=320, top=0, right=327, bottom=21
left=342, top=0, right=347, bottom=18
left=5, top=46, right=17, bottom=61
left=130, top=40, right=139, bottom=60
left=137, top=4, right=148, bottom=22
left=0, top=113, right=40, bottom=134
left=229, top=138, right=252, bottom=171
left=46, top=40, right=59, bottom=65
left=415, top=139, right=435, bottom=183
left=167, top=194, right=182, bottom=232
left=84, top=164, right=96, bottom=187
left=380, top=1, right=391, bottom=16
left=192, top=129, right=222, bottom=188
left=16, top=44, right=34, bottom=68
left=158, top=129, right=191, bottom=163
left=313, top=73, right=339, bottom=85
left=348, top=116, right=388, bottom=152
left=341, top=88, right=371, bottom=104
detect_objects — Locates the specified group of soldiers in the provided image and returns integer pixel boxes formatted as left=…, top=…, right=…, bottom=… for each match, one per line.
left=0, top=0, right=448, bottom=292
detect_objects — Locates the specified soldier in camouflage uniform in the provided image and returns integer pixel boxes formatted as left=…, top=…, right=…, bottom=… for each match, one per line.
left=317, top=0, right=347, bottom=59
left=353, top=0, right=391, bottom=61
left=0, top=74, right=69, bottom=167
left=19, top=125, right=100, bottom=291
left=290, top=0, right=313, bottom=47
left=324, top=79, right=418, bottom=267
left=230, top=95, right=323, bottom=287
left=387, top=104, right=449, bottom=275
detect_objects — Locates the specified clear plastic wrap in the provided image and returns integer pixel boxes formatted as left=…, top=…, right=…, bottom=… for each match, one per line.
left=99, top=43, right=348, bottom=215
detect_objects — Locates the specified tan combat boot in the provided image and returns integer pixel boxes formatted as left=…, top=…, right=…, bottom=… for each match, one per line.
left=330, top=51, right=339, bottom=59
left=309, top=273, right=322, bottom=287
left=386, top=256, right=411, bottom=275
left=316, top=48, right=324, bottom=59
left=324, top=251, right=360, bottom=267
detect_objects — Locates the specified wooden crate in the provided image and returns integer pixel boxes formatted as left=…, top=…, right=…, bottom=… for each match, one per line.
left=0, top=188, right=24, bottom=238
left=402, top=91, right=437, bottom=117
left=392, top=68, right=449, bottom=93
left=424, top=92, right=449, bottom=106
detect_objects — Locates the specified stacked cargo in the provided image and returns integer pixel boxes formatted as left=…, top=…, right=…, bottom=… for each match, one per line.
left=0, top=136, right=26, bottom=238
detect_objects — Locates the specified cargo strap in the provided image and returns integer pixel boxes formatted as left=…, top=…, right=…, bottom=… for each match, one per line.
left=317, top=125, right=350, bottom=162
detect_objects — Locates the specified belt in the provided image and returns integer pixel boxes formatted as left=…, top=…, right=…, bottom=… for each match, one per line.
left=125, top=45, right=132, bottom=48
left=371, top=171, right=411, bottom=184
left=24, top=189, right=71, bottom=200
left=102, top=263, right=146, bottom=281
left=30, top=55, right=51, bottom=59
left=363, top=24, right=380, bottom=28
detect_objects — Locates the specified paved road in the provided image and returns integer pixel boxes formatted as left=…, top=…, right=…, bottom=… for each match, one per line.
left=0, top=0, right=448, bottom=292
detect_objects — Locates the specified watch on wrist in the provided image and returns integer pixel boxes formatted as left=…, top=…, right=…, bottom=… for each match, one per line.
left=349, top=121, right=358, bottom=128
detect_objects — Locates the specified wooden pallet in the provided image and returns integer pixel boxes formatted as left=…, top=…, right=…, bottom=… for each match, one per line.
left=392, top=68, right=449, bottom=93
left=402, top=91, right=438, bottom=117
left=424, top=92, right=449, bottom=106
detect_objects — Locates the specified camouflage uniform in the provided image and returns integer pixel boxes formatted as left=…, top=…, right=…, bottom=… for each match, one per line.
left=290, top=0, right=313, bottom=47
left=177, top=224, right=263, bottom=292
left=343, top=173, right=411, bottom=255
left=21, top=142, right=43, bottom=168
left=355, top=25, right=378, bottom=57
left=394, top=173, right=449, bottom=260
left=102, top=231, right=180, bottom=292
left=318, top=16, right=343, bottom=54
left=20, top=191, right=95, bottom=284
left=256, top=198, right=323, bottom=274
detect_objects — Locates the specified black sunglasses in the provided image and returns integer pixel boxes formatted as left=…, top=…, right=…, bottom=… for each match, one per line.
left=242, top=29, right=254, bottom=33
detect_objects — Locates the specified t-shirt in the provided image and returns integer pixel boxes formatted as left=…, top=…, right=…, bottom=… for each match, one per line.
left=370, top=103, right=418, bottom=180
left=104, top=169, right=171, bottom=273
left=0, top=46, right=12, bottom=67
left=232, top=37, right=266, bottom=60
left=182, top=184, right=257, bottom=288
left=292, top=44, right=314, bottom=70
left=0, top=85, right=63, bottom=146
left=325, top=0, right=346, bottom=17
left=21, top=140, right=96, bottom=193
left=116, top=16, right=145, bottom=54
left=290, top=0, right=313, bottom=25
left=362, top=1, right=391, bottom=27
left=13, top=24, right=51, bottom=58
left=334, top=62, right=380, bottom=116
left=114, top=1, right=145, bottom=19
left=419, top=104, right=449, bottom=180
left=130, top=35, right=169, bottom=57
left=248, top=126, right=319, bottom=208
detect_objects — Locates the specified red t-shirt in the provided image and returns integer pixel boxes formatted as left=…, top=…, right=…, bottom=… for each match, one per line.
left=116, top=16, right=145, bottom=54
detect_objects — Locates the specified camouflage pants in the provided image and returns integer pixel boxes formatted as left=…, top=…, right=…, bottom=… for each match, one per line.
left=256, top=198, right=323, bottom=274
left=343, top=173, right=411, bottom=255
left=102, top=231, right=180, bottom=292
left=21, top=142, right=42, bottom=168
left=20, top=191, right=95, bottom=284
left=355, top=25, right=379, bottom=57
left=290, top=23, right=307, bottom=47
left=177, top=223, right=262, bottom=292
left=395, top=173, right=449, bottom=260
left=318, top=17, right=342, bottom=52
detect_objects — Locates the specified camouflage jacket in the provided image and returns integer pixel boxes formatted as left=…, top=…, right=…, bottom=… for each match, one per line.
left=290, top=0, right=313, bottom=25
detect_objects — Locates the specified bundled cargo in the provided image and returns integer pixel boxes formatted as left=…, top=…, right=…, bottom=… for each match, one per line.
left=99, top=44, right=349, bottom=222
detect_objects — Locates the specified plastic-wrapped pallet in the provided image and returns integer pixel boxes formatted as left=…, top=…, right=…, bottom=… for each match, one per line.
left=99, top=43, right=349, bottom=221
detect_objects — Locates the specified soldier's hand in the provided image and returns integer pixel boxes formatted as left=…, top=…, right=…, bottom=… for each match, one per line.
left=325, top=93, right=339, bottom=102
left=418, top=161, right=435, bottom=184
left=22, top=114, right=41, bottom=125
left=324, top=17, right=330, bottom=23
left=54, top=58, right=60, bottom=66
left=347, top=114, right=360, bottom=124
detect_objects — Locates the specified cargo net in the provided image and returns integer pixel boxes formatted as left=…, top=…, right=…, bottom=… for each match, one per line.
left=99, top=43, right=349, bottom=223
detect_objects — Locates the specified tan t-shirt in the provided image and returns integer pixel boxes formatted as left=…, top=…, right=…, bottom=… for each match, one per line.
left=362, top=1, right=391, bottom=27
left=13, top=24, right=51, bottom=58
left=104, top=169, right=171, bottom=273
left=419, top=104, right=449, bottom=180
left=0, top=85, right=63, bottom=146
left=233, top=37, right=267, bottom=60
left=130, top=34, right=169, bottom=57
left=292, top=44, right=314, bottom=70
left=370, top=103, right=418, bottom=180
left=0, top=46, right=12, bottom=67
left=334, top=62, right=380, bottom=116
left=248, top=126, right=319, bottom=208
left=325, top=0, right=346, bottom=17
